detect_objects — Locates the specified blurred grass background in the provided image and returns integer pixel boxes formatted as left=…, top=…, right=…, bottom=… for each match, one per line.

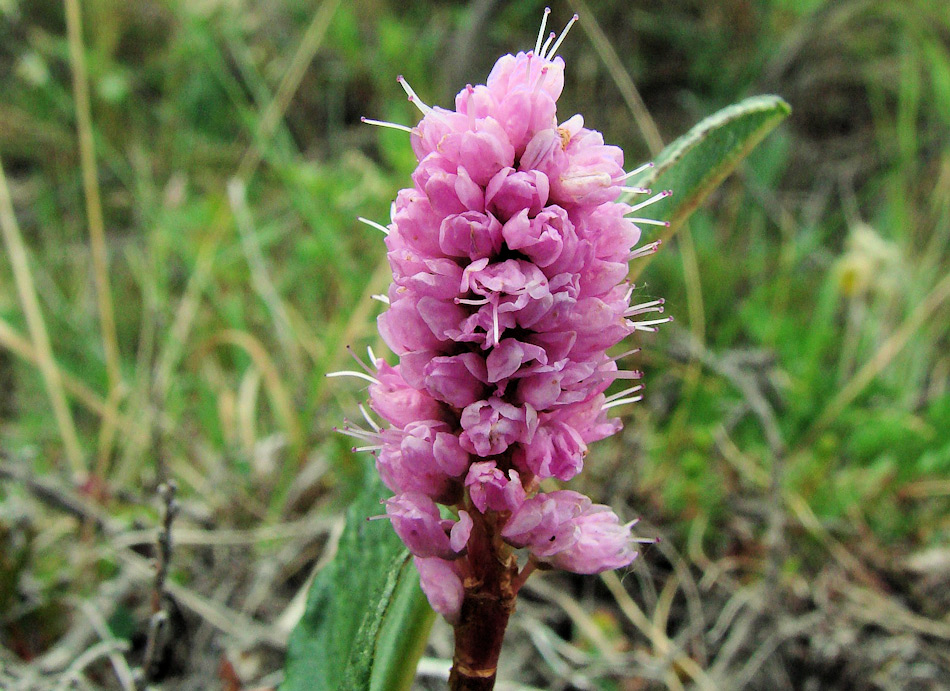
left=1, top=0, right=949, bottom=688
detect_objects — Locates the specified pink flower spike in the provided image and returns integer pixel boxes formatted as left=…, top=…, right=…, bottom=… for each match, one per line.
left=340, top=7, right=668, bottom=634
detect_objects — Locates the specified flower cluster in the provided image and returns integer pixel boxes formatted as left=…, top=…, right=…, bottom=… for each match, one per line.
left=339, top=11, right=668, bottom=622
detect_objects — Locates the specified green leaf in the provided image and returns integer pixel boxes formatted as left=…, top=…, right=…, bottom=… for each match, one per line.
left=628, top=95, right=790, bottom=275
left=282, top=468, right=435, bottom=691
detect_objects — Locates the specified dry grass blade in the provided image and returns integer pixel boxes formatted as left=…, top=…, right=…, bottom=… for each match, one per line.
left=600, top=570, right=717, bottom=690
left=0, top=158, right=85, bottom=477
left=63, top=0, right=123, bottom=475
left=118, top=550, right=288, bottom=649
left=195, top=329, right=303, bottom=453
left=523, top=577, right=624, bottom=664
left=566, top=0, right=664, bottom=155
left=0, top=316, right=106, bottom=418
left=228, top=178, right=305, bottom=378
left=804, top=269, right=950, bottom=445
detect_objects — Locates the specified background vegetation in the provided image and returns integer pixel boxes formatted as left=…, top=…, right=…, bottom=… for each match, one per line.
left=1, top=0, right=948, bottom=688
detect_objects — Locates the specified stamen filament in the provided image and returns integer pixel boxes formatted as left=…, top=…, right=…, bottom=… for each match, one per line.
left=325, top=370, right=380, bottom=385
left=602, top=395, right=643, bottom=410
left=535, top=7, right=552, bottom=55
left=357, top=216, right=390, bottom=235
left=624, top=299, right=665, bottom=316
left=546, top=13, right=578, bottom=59
left=628, top=190, right=672, bottom=213
left=618, top=162, right=654, bottom=180
left=606, top=347, right=641, bottom=363
left=492, top=303, right=500, bottom=346
left=629, top=241, right=661, bottom=259
left=397, top=75, right=432, bottom=115
left=540, top=31, right=556, bottom=59
left=359, top=403, right=381, bottom=432
left=346, top=345, right=376, bottom=375
left=631, top=316, right=672, bottom=328
left=371, top=294, right=390, bottom=304
left=627, top=217, right=671, bottom=227
left=360, top=117, right=413, bottom=134
left=604, top=385, right=644, bottom=403
left=336, top=426, right=380, bottom=442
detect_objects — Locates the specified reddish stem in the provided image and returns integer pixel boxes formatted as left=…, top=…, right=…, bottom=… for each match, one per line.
left=449, top=509, right=520, bottom=691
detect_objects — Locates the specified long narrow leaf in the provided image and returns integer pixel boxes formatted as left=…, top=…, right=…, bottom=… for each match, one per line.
left=628, top=95, right=791, bottom=277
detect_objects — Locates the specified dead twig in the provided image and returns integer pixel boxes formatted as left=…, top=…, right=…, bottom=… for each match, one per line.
left=139, top=481, right=179, bottom=682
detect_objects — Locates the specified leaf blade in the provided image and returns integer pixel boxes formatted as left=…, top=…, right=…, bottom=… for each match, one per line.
left=282, top=468, right=432, bottom=691
left=627, top=95, right=791, bottom=277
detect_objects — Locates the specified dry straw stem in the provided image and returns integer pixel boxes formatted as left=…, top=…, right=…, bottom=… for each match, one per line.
left=63, top=0, right=123, bottom=472
left=153, top=0, right=342, bottom=404
left=600, top=570, right=717, bottom=691
left=228, top=179, right=306, bottom=379
left=0, top=316, right=105, bottom=418
left=0, top=158, right=85, bottom=477
left=567, top=0, right=664, bottom=155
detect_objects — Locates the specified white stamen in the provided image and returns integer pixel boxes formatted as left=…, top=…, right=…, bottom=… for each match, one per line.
left=358, top=404, right=381, bottom=432
left=456, top=297, right=490, bottom=306
left=493, top=303, right=500, bottom=346
left=535, top=7, right=552, bottom=55
left=336, top=425, right=379, bottom=442
left=633, top=316, right=672, bottom=327
left=397, top=75, right=432, bottom=115
left=607, top=347, right=641, bottom=364
left=371, top=294, right=390, bottom=305
left=353, top=444, right=383, bottom=452
left=627, top=217, right=671, bottom=227
left=619, top=186, right=651, bottom=195
left=346, top=345, right=376, bottom=376
left=540, top=31, right=556, bottom=59
left=546, top=13, right=578, bottom=59
left=367, top=346, right=378, bottom=364
left=630, top=316, right=673, bottom=332
left=603, top=394, right=643, bottom=410
left=325, top=370, right=380, bottom=385
left=360, top=117, right=413, bottom=133
left=624, top=299, right=665, bottom=317
left=357, top=216, right=390, bottom=235
left=628, top=190, right=672, bottom=213
left=618, top=162, right=654, bottom=181
left=591, top=368, right=643, bottom=382
left=604, top=385, right=644, bottom=403
left=629, top=241, right=662, bottom=260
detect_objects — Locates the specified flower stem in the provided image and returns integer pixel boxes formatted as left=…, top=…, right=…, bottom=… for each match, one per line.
left=449, top=510, right=519, bottom=691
